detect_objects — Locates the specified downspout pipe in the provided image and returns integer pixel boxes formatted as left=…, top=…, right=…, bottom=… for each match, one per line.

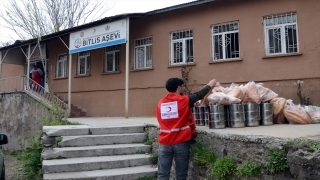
left=125, top=17, right=130, bottom=118
left=27, top=44, right=31, bottom=89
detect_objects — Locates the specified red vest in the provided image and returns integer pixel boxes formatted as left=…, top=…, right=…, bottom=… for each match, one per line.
left=156, top=93, right=195, bottom=145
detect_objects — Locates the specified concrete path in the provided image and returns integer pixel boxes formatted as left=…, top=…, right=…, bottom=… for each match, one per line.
left=67, top=116, right=320, bottom=140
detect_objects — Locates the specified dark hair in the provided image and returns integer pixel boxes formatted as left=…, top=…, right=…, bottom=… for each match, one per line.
left=165, top=78, right=184, bottom=92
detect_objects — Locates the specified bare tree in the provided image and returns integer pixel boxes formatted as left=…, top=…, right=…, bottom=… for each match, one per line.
left=1, top=0, right=112, bottom=40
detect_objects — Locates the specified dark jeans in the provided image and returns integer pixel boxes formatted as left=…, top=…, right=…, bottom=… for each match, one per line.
left=158, top=141, right=191, bottom=180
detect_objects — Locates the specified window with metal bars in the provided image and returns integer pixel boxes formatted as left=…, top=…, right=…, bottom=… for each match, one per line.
left=134, top=37, right=152, bottom=69
left=56, top=54, right=68, bottom=78
left=212, top=22, right=240, bottom=60
left=264, top=12, right=298, bottom=55
left=170, top=29, right=194, bottom=65
left=56, top=54, right=67, bottom=78
left=77, top=51, right=90, bottom=75
left=104, top=45, right=120, bottom=72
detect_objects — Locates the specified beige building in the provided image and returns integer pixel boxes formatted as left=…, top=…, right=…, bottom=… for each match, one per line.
left=1, top=0, right=320, bottom=117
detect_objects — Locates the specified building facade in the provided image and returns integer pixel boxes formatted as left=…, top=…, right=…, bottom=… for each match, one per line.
left=1, top=0, right=320, bottom=117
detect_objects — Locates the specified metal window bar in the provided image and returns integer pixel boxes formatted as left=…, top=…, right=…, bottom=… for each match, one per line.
left=171, top=30, right=193, bottom=64
left=265, top=13, right=296, bottom=27
left=264, top=13, right=298, bottom=55
left=212, top=22, right=239, bottom=60
left=105, top=50, right=120, bottom=72
left=57, top=54, right=67, bottom=78
left=78, top=51, right=90, bottom=75
left=134, top=37, right=152, bottom=69
left=104, top=45, right=120, bottom=72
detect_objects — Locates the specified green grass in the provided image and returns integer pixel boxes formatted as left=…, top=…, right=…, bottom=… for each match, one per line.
left=211, top=156, right=236, bottom=180
left=17, top=131, right=42, bottom=179
left=191, top=141, right=215, bottom=168
left=136, top=150, right=146, bottom=154
left=150, top=154, right=158, bottom=164
left=144, top=140, right=152, bottom=145
left=284, top=139, right=320, bottom=153
left=236, top=160, right=261, bottom=177
left=135, top=173, right=157, bottom=180
left=264, top=150, right=289, bottom=175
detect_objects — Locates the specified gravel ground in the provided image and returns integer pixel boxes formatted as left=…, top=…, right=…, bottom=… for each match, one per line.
left=3, top=150, right=27, bottom=180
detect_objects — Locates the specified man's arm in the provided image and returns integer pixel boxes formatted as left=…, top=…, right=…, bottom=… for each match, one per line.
left=188, top=79, right=217, bottom=108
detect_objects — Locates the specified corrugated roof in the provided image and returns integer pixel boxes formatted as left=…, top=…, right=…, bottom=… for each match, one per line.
left=146, top=0, right=214, bottom=15
left=0, top=0, right=215, bottom=51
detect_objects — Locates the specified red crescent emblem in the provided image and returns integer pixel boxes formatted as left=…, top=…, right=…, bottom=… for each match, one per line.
left=167, top=107, right=172, bottom=112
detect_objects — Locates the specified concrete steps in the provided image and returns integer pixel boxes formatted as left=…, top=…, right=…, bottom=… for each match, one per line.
left=42, top=125, right=157, bottom=180
left=43, top=125, right=145, bottom=136
left=42, top=144, right=151, bottom=159
left=43, top=165, right=157, bottom=180
left=58, top=133, right=146, bottom=147
left=43, top=154, right=152, bottom=173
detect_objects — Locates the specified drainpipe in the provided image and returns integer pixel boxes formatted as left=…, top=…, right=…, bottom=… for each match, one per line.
left=0, top=51, right=2, bottom=91
left=58, top=37, right=72, bottom=117
left=68, top=54, right=72, bottom=117
left=125, top=17, right=130, bottom=118
left=27, top=44, right=31, bottom=89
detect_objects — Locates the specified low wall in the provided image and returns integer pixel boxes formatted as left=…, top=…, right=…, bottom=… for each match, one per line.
left=0, top=92, right=48, bottom=150
left=145, top=125, right=320, bottom=180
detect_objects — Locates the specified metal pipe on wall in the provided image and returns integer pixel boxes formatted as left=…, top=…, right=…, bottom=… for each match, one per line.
left=68, top=54, right=72, bottom=117
left=125, top=17, right=130, bottom=118
left=0, top=52, right=2, bottom=90
left=27, top=44, right=31, bottom=89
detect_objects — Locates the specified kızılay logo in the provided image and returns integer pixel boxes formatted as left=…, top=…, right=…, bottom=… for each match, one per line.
left=74, top=38, right=82, bottom=48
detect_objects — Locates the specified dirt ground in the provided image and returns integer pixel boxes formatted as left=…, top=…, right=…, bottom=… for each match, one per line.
left=3, top=150, right=27, bottom=180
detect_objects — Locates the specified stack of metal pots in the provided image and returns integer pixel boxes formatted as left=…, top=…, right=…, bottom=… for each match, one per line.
left=260, top=102, right=274, bottom=125
left=244, top=103, right=260, bottom=127
left=192, top=102, right=274, bottom=129
left=229, top=104, right=245, bottom=128
left=192, top=106, right=206, bottom=126
left=208, top=104, right=226, bottom=129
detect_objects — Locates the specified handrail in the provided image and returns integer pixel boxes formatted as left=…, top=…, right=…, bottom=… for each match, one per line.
left=24, top=76, right=68, bottom=116
left=0, top=76, right=68, bottom=116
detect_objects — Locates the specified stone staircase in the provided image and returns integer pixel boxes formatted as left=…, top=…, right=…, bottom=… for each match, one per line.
left=41, top=125, right=157, bottom=180
left=70, top=104, right=87, bottom=117
left=57, top=95, right=88, bottom=117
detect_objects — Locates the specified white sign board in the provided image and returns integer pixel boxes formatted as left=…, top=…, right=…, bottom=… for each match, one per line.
left=29, top=44, right=46, bottom=62
left=69, top=19, right=127, bottom=54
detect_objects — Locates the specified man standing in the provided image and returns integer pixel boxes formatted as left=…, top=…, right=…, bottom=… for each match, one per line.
left=156, top=78, right=217, bottom=180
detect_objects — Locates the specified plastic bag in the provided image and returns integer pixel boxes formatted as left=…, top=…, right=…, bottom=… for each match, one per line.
left=270, top=97, right=286, bottom=116
left=225, top=83, right=240, bottom=94
left=273, top=110, right=286, bottom=124
left=283, top=100, right=312, bottom=124
left=304, top=105, right=320, bottom=123
left=207, top=92, right=229, bottom=104
left=261, top=87, right=278, bottom=102
left=242, top=81, right=264, bottom=103
left=207, top=92, right=241, bottom=105
left=213, top=86, right=228, bottom=94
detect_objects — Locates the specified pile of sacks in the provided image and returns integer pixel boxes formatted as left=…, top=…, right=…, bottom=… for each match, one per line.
left=198, top=81, right=320, bottom=124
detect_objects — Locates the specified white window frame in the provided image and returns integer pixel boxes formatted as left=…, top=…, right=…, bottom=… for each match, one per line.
left=104, top=45, right=120, bottom=72
left=264, top=12, right=299, bottom=56
left=133, top=37, right=152, bottom=69
left=170, top=29, right=194, bottom=65
left=56, top=54, right=67, bottom=78
left=77, top=51, right=90, bottom=75
left=212, top=21, right=240, bottom=60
